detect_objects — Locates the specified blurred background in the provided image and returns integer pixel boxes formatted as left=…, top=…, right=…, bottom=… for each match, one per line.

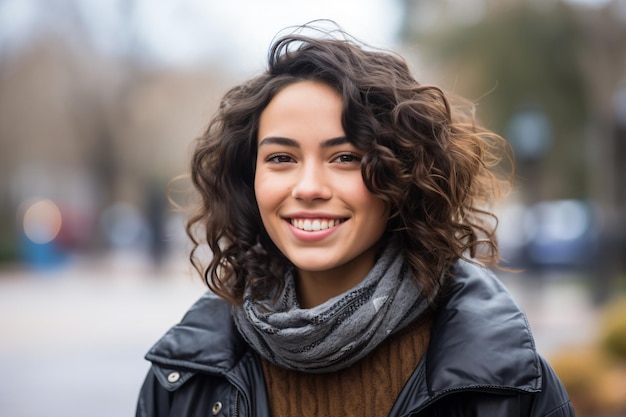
left=0, top=0, right=625, bottom=415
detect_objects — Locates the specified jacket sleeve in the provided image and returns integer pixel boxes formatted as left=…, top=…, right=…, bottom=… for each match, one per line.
left=136, top=367, right=173, bottom=417
left=530, top=356, right=576, bottom=417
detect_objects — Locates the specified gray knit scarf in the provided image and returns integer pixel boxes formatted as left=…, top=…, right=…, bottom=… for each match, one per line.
left=233, top=243, right=430, bottom=373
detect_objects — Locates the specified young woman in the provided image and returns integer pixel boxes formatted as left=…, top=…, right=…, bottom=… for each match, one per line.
left=136, top=24, right=574, bottom=417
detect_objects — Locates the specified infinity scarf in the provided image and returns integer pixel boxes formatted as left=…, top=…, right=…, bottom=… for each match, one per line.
left=233, top=243, right=430, bottom=373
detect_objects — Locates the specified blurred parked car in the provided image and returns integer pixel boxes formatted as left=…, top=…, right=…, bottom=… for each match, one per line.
left=499, top=199, right=599, bottom=271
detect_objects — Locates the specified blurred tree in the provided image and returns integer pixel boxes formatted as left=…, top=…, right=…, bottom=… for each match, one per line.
left=574, top=3, right=626, bottom=278
left=401, top=0, right=588, bottom=200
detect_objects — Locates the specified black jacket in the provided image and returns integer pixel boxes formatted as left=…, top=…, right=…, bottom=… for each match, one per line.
left=136, top=262, right=575, bottom=416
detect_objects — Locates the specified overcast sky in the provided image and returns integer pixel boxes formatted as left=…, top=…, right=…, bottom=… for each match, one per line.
left=131, top=0, right=404, bottom=70
left=0, top=0, right=404, bottom=75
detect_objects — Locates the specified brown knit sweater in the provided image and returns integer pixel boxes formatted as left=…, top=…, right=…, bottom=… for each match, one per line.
left=260, top=315, right=432, bottom=417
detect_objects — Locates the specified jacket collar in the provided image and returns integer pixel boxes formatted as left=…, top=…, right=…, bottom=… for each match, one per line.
left=145, top=291, right=246, bottom=376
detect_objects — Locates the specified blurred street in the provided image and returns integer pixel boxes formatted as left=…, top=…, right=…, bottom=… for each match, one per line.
left=0, top=253, right=207, bottom=417
left=0, top=254, right=599, bottom=417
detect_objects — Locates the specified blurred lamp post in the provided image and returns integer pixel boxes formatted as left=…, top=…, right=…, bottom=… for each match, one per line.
left=507, top=105, right=553, bottom=164
left=506, top=105, right=553, bottom=202
left=505, top=105, right=553, bottom=273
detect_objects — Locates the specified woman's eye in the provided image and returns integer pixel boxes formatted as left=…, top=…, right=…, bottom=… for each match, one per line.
left=333, top=153, right=361, bottom=164
left=267, top=154, right=294, bottom=164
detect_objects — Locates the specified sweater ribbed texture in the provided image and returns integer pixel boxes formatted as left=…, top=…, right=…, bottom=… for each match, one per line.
left=261, top=315, right=432, bottom=417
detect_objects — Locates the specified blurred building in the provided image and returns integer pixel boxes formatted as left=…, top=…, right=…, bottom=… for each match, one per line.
left=0, top=10, right=231, bottom=267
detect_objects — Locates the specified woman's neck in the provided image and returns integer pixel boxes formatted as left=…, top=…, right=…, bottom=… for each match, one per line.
left=295, top=245, right=380, bottom=309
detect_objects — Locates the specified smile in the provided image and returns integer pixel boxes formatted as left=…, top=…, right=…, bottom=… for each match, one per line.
left=289, top=218, right=346, bottom=231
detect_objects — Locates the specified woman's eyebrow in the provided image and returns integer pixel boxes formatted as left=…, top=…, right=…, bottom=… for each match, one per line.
left=258, top=136, right=348, bottom=148
left=320, top=136, right=348, bottom=148
left=258, top=137, right=299, bottom=148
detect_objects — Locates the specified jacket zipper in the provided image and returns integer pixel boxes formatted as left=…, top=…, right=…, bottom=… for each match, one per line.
left=226, top=376, right=249, bottom=417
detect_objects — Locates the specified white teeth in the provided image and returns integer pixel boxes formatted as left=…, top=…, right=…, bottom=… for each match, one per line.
left=291, top=218, right=342, bottom=231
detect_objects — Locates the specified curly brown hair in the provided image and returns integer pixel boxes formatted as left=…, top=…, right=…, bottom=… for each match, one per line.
left=187, top=25, right=513, bottom=306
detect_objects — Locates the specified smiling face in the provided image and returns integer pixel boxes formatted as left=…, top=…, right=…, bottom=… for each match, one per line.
left=254, top=80, right=389, bottom=305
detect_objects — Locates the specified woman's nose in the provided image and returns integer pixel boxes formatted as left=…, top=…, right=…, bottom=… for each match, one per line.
left=290, top=163, right=332, bottom=201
